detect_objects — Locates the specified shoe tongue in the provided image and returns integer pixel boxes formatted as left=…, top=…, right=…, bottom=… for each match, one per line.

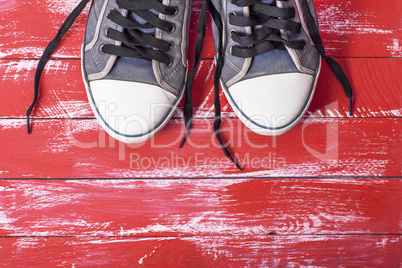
left=127, top=10, right=157, bottom=35
left=254, top=0, right=276, bottom=30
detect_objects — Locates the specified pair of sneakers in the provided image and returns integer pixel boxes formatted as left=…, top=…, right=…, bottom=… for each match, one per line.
left=27, top=0, right=352, bottom=169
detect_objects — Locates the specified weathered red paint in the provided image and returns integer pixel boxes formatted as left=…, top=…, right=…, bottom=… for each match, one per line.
left=1, top=58, right=401, bottom=119
left=1, top=179, right=401, bottom=236
left=0, top=0, right=400, bottom=58
left=0, top=236, right=401, bottom=266
left=0, top=118, right=400, bottom=178
left=0, top=0, right=400, bottom=265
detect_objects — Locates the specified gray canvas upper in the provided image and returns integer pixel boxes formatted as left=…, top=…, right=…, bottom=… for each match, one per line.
left=211, top=0, right=320, bottom=87
left=83, top=0, right=191, bottom=97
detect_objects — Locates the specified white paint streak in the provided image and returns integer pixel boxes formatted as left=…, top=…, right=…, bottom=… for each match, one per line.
left=317, top=3, right=395, bottom=55
left=0, top=211, right=15, bottom=225
left=68, top=178, right=246, bottom=191
left=318, top=4, right=393, bottom=35
left=138, top=246, right=159, bottom=264
left=365, top=108, right=402, bottom=117
left=89, top=237, right=164, bottom=245
left=387, top=38, right=402, bottom=56
left=188, top=235, right=339, bottom=265
left=67, top=179, right=372, bottom=237
left=98, top=152, right=391, bottom=177
left=12, top=238, right=42, bottom=250
left=0, top=0, right=17, bottom=12
left=0, top=46, right=41, bottom=59
left=44, top=0, right=85, bottom=15
left=1, top=60, right=37, bottom=83
left=0, top=119, right=26, bottom=130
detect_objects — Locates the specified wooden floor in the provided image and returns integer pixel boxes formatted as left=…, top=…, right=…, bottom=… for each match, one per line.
left=1, top=0, right=401, bottom=266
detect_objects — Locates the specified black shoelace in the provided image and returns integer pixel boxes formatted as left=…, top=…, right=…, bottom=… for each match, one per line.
left=26, top=0, right=177, bottom=134
left=180, top=0, right=353, bottom=170
left=180, top=0, right=244, bottom=170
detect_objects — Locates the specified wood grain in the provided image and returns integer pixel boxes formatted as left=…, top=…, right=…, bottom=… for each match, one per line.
left=1, top=179, right=401, bottom=236
left=0, top=236, right=400, bottom=267
left=1, top=58, right=401, bottom=119
left=0, top=118, right=400, bottom=178
left=0, top=0, right=400, bottom=59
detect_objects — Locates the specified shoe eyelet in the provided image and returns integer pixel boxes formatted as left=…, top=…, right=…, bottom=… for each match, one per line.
left=168, top=41, right=174, bottom=50
left=105, top=28, right=109, bottom=36
left=229, top=29, right=237, bottom=38
left=165, top=60, right=173, bottom=67
left=99, top=44, right=106, bottom=53
left=229, top=46, right=233, bottom=55
left=169, top=24, right=176, bottom=33
left=230, top=12, right=237, bottom=16
left=172, top=6, right=179, bottom=16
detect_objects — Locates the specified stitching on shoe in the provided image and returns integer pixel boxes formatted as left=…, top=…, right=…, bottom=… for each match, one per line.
left=223, top=56, right=241, bottom=73
left=91, top=48, right=103, bottom=71
left=164, top=62, right=183, bottom=81
left=94, top=1, right=100, bottom=17
left=301, top=43, right=312, bottom=66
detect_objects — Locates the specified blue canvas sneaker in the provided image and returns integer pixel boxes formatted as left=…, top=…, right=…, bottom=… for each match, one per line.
left=27, top=0, right=191, bottom=143
left=181, top=0, right=353, bottom=169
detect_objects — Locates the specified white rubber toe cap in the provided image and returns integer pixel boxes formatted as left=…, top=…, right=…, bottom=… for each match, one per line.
left=226, top=72, right=315, bottom=136
left=88, top=80, right=177, bottom=143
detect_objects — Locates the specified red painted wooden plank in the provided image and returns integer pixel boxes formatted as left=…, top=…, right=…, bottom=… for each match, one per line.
left=1, top=58, right=401, bottom=119
left=0, top=118, right=399, bottom=178
left=0, top=236, right=400, bottom=266
left=313, top=0, right=402, bottom=57
left=0, top=0, right=400, bottom=59
left=1, top=179, right=400, bottom=236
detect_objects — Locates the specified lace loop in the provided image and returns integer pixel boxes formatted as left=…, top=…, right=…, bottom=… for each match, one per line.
left=180, top=0, right=243, bottom=170
left=179, top=0, right=209, bottom=148
left=300, top=0, right=353, bottom=115
left=26, top=0, right=91, bottom=134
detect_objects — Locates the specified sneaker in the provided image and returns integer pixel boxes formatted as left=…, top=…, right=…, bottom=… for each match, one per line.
left=181, top=0, right=352, bottom=169
left=27, top=0, right=192, bottom=143
left=213, top=0, right=353, bottom=135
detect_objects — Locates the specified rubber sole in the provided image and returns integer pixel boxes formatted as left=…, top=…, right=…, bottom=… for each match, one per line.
left=221, top=60, right=322, bottom=136
left=81, top=45, right=186, bottom=144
